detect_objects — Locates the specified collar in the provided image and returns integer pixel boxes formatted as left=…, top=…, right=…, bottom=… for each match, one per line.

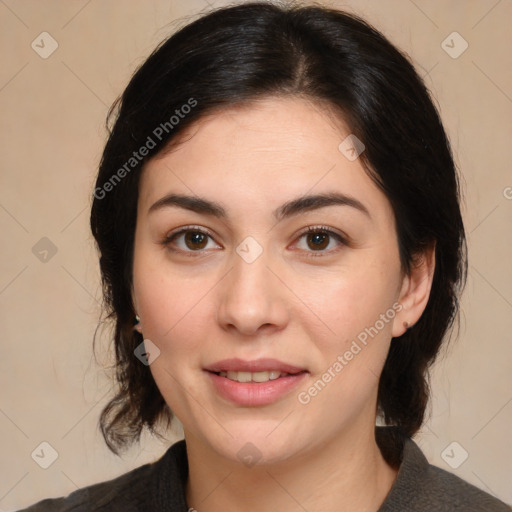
left=150, top=426, right=422, bottom=511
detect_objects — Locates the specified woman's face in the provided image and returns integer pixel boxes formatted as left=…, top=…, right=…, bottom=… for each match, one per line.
left=132, top=96, right=412, bottom=464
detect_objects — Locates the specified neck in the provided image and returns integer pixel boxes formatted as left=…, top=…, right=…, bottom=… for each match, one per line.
left=185, top=422, right=398, bottom=512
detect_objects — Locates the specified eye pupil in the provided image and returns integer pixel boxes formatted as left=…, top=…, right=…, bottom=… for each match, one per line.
left=307, top=232, right=329, bottom=250
left=185, top=231, right=208, bottom=250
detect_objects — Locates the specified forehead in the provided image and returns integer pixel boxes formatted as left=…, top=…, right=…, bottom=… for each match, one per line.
left=148, top=96, right=349, bottom=173
left=139, top=97, right=391, bottom=223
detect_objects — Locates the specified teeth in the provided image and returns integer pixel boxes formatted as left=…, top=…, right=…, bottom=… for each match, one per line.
left=219, top=370, right=286, bottom=382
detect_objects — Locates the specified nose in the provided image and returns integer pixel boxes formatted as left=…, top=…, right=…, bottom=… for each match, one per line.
left=216, top=246, right=290, bottom=337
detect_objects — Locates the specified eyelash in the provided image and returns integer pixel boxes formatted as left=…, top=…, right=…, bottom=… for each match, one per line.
left=294, top=225, right=348, bottom=257
left=162, top=224, right=348, bottom=258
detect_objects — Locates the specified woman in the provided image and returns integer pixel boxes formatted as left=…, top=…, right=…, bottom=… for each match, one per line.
left=19, top=2, right=510, bottom=511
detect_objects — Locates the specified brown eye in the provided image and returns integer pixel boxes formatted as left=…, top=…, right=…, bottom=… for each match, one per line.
left=163, top=227, right=221, bottom=254
left=184, top=231, right=208, bottom=250
left=294, top=226, right=347, bottom=256
left=306, top=232, right=330, bottom=251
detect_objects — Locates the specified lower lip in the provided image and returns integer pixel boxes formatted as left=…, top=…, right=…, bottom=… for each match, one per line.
left=205, top=371, right=308, bottom=406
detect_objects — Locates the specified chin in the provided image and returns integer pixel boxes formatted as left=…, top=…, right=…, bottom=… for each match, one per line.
left=200, top=422, right=309, bottom=468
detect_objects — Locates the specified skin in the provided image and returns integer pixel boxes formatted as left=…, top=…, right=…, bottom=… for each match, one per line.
left=131, top=96, right=435, bottom=512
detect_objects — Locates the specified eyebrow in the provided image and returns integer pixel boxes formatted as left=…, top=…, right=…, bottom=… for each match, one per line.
left=148, top=192, right=371, bottom=221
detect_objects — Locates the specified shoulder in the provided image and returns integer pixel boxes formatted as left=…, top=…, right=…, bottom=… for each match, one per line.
left=17, top=460, right=156, bottom=512
left=17, top=440, right=188, bottom=512
left=419, top=463, right=511, bottom=511
left=377, top=426, right=511, bottom=512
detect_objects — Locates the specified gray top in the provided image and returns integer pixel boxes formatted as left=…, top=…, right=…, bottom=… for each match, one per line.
left=18, top=426, right=510, bottom=511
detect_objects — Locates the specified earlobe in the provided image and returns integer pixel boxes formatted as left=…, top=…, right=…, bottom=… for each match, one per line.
left=392, top=242, right=436, bottom=338
left=134, top=314, right=143, bottom=333
left=131, top=286, right=142, bottom=333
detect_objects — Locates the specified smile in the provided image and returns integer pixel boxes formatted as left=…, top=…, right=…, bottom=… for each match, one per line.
left=215, top=370, right=303, bottom=383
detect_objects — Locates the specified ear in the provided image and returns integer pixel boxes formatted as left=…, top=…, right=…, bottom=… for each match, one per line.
left=131, top=285, right=143, bottom=333
left=392, top=242, right=436, bottom=338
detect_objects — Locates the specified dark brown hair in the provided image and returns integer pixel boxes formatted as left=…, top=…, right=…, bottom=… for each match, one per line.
left=90, top=1, right=467, bottom=455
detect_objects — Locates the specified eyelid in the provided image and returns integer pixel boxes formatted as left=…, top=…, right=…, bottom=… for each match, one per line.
left=163, top=225, right=222, bottom=253
left=294, top=224, right=348, bottom=242
left=164, top=224, right=217, bottom=241
left=290, top=224, right=348, bottom=256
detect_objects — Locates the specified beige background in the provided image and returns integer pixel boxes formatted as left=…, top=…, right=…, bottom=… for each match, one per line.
left=1, top=0, right=511, bottom=509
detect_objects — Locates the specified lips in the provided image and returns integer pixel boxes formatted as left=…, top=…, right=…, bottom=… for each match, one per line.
left=205, top=365, right=307, bottom=407
left=204, top=357, right=307, bottom=375
left=204, top=358, right=309, bottom=405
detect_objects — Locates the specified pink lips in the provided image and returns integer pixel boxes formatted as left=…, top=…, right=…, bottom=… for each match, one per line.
left=204, top=358, right=308, bottom=406
left=204, top=358, right=306, bottom=374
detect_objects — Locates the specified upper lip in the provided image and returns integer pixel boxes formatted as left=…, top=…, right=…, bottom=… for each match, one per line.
left=204, top=358, right=307, bottom=374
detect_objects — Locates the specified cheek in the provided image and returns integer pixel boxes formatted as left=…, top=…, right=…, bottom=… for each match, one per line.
left=132, top=262, right=210, bottom=416
left=132, top=252, right=218, bottom=384
left=133, top=243, right=198, bottom=335
left=301, top=261, right=399, bottom=347
left=136, top=276, right=204, bottom=345
left=295, top=269, right=399, bottom=420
